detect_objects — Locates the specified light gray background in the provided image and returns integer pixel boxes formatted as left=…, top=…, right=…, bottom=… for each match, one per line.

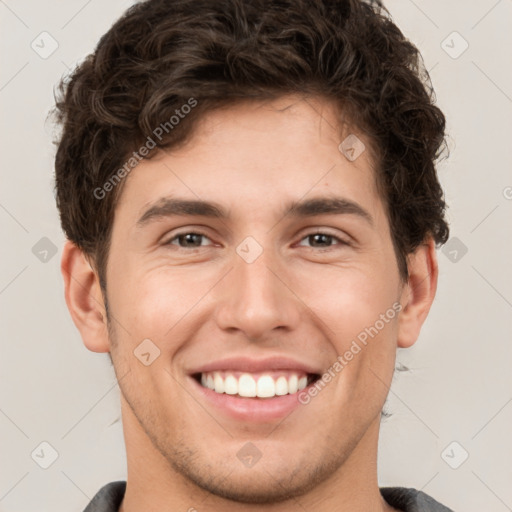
left=1, top=1, right=511, bottom=511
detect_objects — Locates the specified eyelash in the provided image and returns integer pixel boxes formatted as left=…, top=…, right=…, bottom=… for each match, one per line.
left=164, top=230, right=350, bottom=250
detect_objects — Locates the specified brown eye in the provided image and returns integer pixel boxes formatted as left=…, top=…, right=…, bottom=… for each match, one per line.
left=298, top=232, right=349, bottom=249
left=167, top=232, right=211, bottom=248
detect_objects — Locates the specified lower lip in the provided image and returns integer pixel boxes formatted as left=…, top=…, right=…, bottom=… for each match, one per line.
left=189, top=376, right=313, bottom=422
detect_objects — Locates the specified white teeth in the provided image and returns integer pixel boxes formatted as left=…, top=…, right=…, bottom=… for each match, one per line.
left=201, top=373, right=215, bottom=390
left=288, top=374, right=298, bottom=394
left=257, top=375, right=275, bottom=398
left=238, top=373, right=257, bottom=397
left=275, top=376, right=288, bottom=395
left=213, top=372, right=224, bottom=393
left=224, top=375, right=238, bottom=395
left=199, top=371, right=311, bottom=398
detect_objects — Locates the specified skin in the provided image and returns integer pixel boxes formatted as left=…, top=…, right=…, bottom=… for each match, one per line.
left=62, top=95, right=438, bottom=512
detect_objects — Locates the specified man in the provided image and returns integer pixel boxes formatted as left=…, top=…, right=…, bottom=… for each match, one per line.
left=54, top=0, right=453, bottom=510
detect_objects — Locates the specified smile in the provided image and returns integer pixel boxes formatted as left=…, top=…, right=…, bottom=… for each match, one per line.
left=196, top=370, right=318, bottom=398
left=188, top=356, right=323, bottom=421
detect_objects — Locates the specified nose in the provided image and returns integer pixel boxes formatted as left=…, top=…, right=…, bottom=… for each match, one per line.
left=213, top=243, right=301, bottom=342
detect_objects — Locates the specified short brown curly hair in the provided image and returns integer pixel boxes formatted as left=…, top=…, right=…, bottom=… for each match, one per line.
left=53, top=0, right=449, bottom=287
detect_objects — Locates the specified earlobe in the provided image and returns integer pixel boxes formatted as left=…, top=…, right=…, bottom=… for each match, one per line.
left=61, top=240, right=110, bottom=353
left=396, top=237, right=439, bottom=348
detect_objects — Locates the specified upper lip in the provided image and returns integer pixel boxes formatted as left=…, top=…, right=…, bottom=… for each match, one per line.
left=188, top=356, right=323, bottom=375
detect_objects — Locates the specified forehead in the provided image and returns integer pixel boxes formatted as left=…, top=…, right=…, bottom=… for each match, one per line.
left=117, top=95, right=382, bottom=223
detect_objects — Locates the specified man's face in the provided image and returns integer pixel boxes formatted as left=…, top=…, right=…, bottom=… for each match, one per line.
left=105, top=95, right=405, bottom=502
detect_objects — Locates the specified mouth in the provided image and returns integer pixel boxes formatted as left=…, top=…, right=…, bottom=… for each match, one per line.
left=187, top=356, right=324, bottom=422
left=192, top=370, right=321, bottom=399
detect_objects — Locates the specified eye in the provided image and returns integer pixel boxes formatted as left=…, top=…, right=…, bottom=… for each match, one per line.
left=297, top=232, right=349, bottom=249
left=165, top=231, right=213, bottom=248
left=163, top=230, right=349, bottom=250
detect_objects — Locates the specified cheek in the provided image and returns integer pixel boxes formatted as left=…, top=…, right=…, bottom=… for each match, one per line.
left=300, top=264, right=400, bottom=400
left=297, top=264, right=399, bottom=341
left=109, top=263, right=213, bottom=341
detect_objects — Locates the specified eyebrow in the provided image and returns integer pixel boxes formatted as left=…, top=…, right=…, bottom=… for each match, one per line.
left=136, top=196, right=374, bottom=227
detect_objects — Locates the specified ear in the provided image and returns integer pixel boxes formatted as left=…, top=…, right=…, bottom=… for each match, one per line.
left=397, top=237, right=438, bottom=348
left=61, top=240, right=110, bottom=353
